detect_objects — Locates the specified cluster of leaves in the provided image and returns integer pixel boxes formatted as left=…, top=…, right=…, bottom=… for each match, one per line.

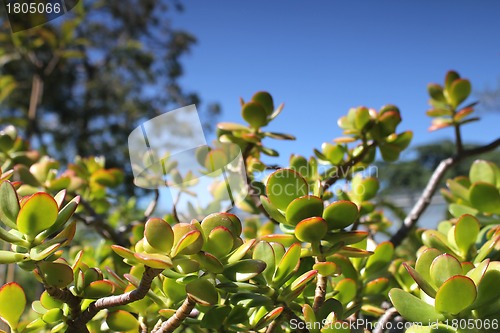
left=0, top=71, right=498, bottom=333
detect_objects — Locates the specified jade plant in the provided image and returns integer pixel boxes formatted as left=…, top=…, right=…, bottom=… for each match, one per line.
left=0, top=70, right=498, bottom=333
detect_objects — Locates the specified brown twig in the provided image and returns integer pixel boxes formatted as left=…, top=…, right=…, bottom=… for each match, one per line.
left=390, top=138, right=500, bottom=247
left=143, top=189, right=160, bottom=221
left=152, top=296, right=196, bottom=333
left=322, top=142, right=375, bottom=191
left=75, top=198, right=129, bottom=246
left=265, top=317, right=282, bottom=333
left=26, top=73, right=43, bottom=142
left=312, top=248, right=327, bottom=312
left=69, top=267, right=163, bottom=331
left=282, top=306, right=310, bottom=333
left=45, top=286, right=82, bottom=318
left=372, top=307, right=399, bottom=333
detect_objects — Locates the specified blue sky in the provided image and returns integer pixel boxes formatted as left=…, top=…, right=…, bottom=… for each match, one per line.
left=173, top=0, right=500, bottom=165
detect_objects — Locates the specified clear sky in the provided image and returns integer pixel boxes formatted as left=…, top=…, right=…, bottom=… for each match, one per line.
left=172, top=0, right=500, bottom=165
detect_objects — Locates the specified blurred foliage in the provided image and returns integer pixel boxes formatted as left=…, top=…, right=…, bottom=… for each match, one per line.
left=0, top=0, right=220, bottom=181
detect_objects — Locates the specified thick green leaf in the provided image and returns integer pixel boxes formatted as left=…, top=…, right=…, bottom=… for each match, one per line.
left=351, top=175, right=379, bottom=202
left=285, top=195, right=323, bottom=226
left=313, top=262, right=337, bottom=276
left=446, top=179, right=470, bottom=202
left=472, top=266, right=500, bottom=308
left=217, top=122, right=250, bottom=132
left=445, top=70, right=460, bottom=90
left=265, top=132, right=296, bottom=140
left=260, top=234, right=298, bottom=247
left=260, top=196, right=287, bottom=224
left=421, top=230, right=457, bottom=257
left=449, top=203, right=478, bottom=218
left=200, top=306, right=231, bottom=329
left=430, top=254, right=462, bottom=287
left=364, top=277, right=389, bottom=296
left=403, top=263, right=436, bottom=298
left=295, top=217, right=328, bottom=243
left=405, top=324, right=456, bottom=333
left=322, top=143, right=345, bottom=164
left=415, top=248, right=442, bottom=283
left=83, top=280, right=115, bottom=299
left=42, top=308, right=63, bottom=323
left=195, top=252, right=224, bottom=274
left=469, top=182, right=500, bottom=214
left=323, top=201, right=359, bottom=230
left=454, top=214, right=479, bottom=256
left=448, top=78, right=471, bottom=107
left=223, top=259, right=266, bottom=282
left=426, top=108, right=452, bottom=117
left=254, top=307, right=283, bottom=330
left=0, top=228, right=28, bottom=247
left=251, top=91, right=274, bottom=115
left=106, top=310, right=139, bottom=331
left=266, top=169, right=308, bottom=211
left=204, top=226, right=234, bottom=258
left=365, top=241, right=393, bottom=275
left=230, top=293, right=272, bottom=308
left=38, top=262, right=74, bottom=288
left=465, top=259, right=489, bottom=286
left=334, top=278, right=356, bottom=305
left=172, top=258, right=200, bottom=274
left=134, top=252, right=172, bottom=269
left=111, top=245, right=138, bottom=263
left=389, top=288, right=444, bottom=323
left=226, top=239, right=256, bottom=264
left=0, top=283, right=26, bottom=330
left=291, top=270, right=318, bottom=291
left=470, top=160, right=497, bottom=185
left=17, top=193, right=58, bottom=239
left=252, top=241, right=276, bottom=283
left=144, top=218, right=174, bottom=253
left=435, top=276, right=476, bottom=314
left=186, top=279, right=218, bottom=306
left=428, top=84, right=446, bottom=102
left=42, top=196, right=80, bottom=238
left=273, top=243, right=301, bottom=287
left=323, top=231, right=368, bottom=245
left=0, top=251, right=28, bottom=264
left=40, top=291, right=63, bottom=310
left=171, top=225, right=203, bottom=256
left=242, top=101, right=268, bottom=128
left=201, top=212, right=241, bottom=238
left=0, top=181, right=19, bottom=229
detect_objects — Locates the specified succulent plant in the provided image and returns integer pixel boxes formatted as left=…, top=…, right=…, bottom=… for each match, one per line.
left=0, top=72, right=498, bottom=333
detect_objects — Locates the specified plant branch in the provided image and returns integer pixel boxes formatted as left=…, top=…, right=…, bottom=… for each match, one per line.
left=282, top=306, right=310, bottom=333
left=75, top=197, right=129, bottom=247
left=143, top=189, right=160, bottom=221
left=120, top=189, right=161, bottom=235
left=152, top=296, right=196, bottom=333
left=26, top=73, right=43, bottom=142
left=312, top=247, right=327, bottom=312
left=453, top=123, right=464, bottom=155
left=45, top=286, right=82, bottom=318
left=69, top=267, right=163, bottom=330
left=265, top=317, right=282, bottom=333
left=322, top=142, right=375, bottom=191
left=372, top=307, right=398, bottom=333
left=390, top=137, right=500, bottom=247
